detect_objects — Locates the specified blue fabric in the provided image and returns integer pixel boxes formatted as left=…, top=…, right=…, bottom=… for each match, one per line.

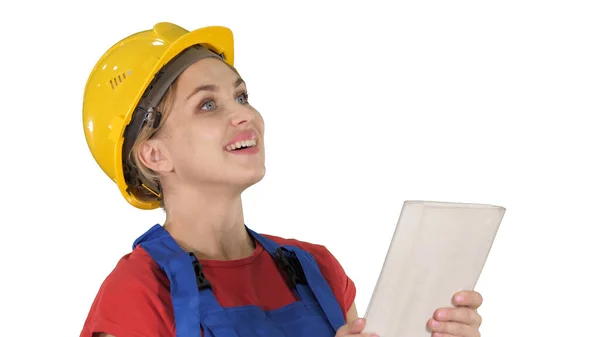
left=133, top=224, right=347, bottom=337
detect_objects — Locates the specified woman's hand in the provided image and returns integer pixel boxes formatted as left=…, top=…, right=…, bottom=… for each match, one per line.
left=427, top=291, right=484, bottom=337
left=338, top=290, right=484, bottom=337
left=335, top=318, right=378, bottom=337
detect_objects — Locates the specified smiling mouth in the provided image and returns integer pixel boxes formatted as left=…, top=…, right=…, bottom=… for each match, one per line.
left=226, top=139, right=258, bottom=152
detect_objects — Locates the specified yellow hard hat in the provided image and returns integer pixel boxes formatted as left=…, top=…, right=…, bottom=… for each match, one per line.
left=82, top=22, right=235, bottom=210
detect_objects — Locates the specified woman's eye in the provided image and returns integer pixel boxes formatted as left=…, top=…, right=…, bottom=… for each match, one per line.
left=200, top=93, right=247, bottom=112
left=200, top=100, right=216, bottom=111
left=236, top=93, right=249, bottom=104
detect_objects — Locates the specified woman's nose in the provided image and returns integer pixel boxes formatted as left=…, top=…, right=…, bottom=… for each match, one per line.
left=229, top=105, right=254, bottom=126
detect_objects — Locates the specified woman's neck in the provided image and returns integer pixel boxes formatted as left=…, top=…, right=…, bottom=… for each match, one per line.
left=162, top=185, right=255, bottom=261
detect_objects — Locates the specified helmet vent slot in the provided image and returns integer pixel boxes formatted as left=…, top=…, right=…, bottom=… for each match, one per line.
left=109, top=70, right=131, bottom=90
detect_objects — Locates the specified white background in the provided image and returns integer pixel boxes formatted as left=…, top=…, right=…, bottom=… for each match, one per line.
left=1, top=1, right=599, bottom=336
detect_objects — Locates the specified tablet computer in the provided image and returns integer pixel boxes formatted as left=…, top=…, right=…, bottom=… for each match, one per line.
left=363, top=200, right=505, bottom=337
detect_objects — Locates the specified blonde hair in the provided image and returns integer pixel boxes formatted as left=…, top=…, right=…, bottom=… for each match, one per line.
left=126, top=80, right=179, bottom=209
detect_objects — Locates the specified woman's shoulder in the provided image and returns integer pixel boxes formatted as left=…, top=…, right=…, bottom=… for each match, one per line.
left=259, top=233, right=345, bottom=271
left=91, top=246, right=170, bottom=299
left=261, top=233, right=346, bottom=270
left=79, top=247, right=174, bottom=337
left=262, top=233, right=330, bottom=254
left=110, top=245, right=168, bottom=283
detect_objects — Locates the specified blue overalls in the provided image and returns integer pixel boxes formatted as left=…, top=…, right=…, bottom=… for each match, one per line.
left=132, top=224, right=347, bottom=337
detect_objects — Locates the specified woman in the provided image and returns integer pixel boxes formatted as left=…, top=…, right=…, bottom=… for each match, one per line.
left=80, top=22, right=485, bottom=337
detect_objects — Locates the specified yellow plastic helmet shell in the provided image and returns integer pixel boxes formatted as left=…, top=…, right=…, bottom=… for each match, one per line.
left=83, top=22, right=234, bottom=210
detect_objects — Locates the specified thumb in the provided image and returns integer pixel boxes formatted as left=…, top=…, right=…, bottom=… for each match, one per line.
left=336, top=318, right=366, bottom=336
left=349, top=318, right=366, bottom=333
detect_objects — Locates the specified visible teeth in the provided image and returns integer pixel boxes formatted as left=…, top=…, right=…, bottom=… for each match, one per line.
left=227, top=139, right=257, bottom=151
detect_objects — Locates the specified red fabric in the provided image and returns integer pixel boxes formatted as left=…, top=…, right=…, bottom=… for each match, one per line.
left=80, top=234, right=356, bottom=337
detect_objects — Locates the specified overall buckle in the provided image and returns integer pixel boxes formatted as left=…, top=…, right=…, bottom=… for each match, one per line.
left=275, top=247, right=307, bottom=289
left=189, top=252, right=212, bottom=291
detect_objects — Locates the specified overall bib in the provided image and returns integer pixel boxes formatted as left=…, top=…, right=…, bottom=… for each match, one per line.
left=132, top=225, right=347, bottom=337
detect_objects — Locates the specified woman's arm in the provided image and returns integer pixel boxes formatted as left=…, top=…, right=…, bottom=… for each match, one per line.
left=345, top=302, right=360, bottom=323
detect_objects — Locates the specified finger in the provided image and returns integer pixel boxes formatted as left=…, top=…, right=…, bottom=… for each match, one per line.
left=335, top=318, right=379, bottom=337
left=428, top=319, right=480, bottom=337
left=452, top=291, right=483, bottom=309
left=431, top=333, right=460, bottom=337
left=335, top=319, right=363, bottom=336
left=434, top=307, right=482, bottom=326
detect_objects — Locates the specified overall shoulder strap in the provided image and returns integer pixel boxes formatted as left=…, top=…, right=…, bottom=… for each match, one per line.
left=288, top=246, right=347, bottom=330
left=246, top=227, right=347, bottom=331
left=132, top=225, right=222, bottom=337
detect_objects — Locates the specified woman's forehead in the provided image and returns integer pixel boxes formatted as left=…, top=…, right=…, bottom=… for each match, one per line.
left=172, top=61, right=244, bottom=108
left=179, top=58, right=240, bottom=87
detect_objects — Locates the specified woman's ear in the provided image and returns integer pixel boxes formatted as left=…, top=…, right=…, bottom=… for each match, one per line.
left=137, top=139, right=173, bottom=174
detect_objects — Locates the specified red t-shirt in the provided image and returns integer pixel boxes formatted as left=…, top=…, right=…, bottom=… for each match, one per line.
left=80, top=233, right=356, bottom=337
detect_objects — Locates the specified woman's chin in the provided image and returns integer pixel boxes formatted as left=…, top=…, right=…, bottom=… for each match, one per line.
left=230, top=167, right=266, bottom=191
